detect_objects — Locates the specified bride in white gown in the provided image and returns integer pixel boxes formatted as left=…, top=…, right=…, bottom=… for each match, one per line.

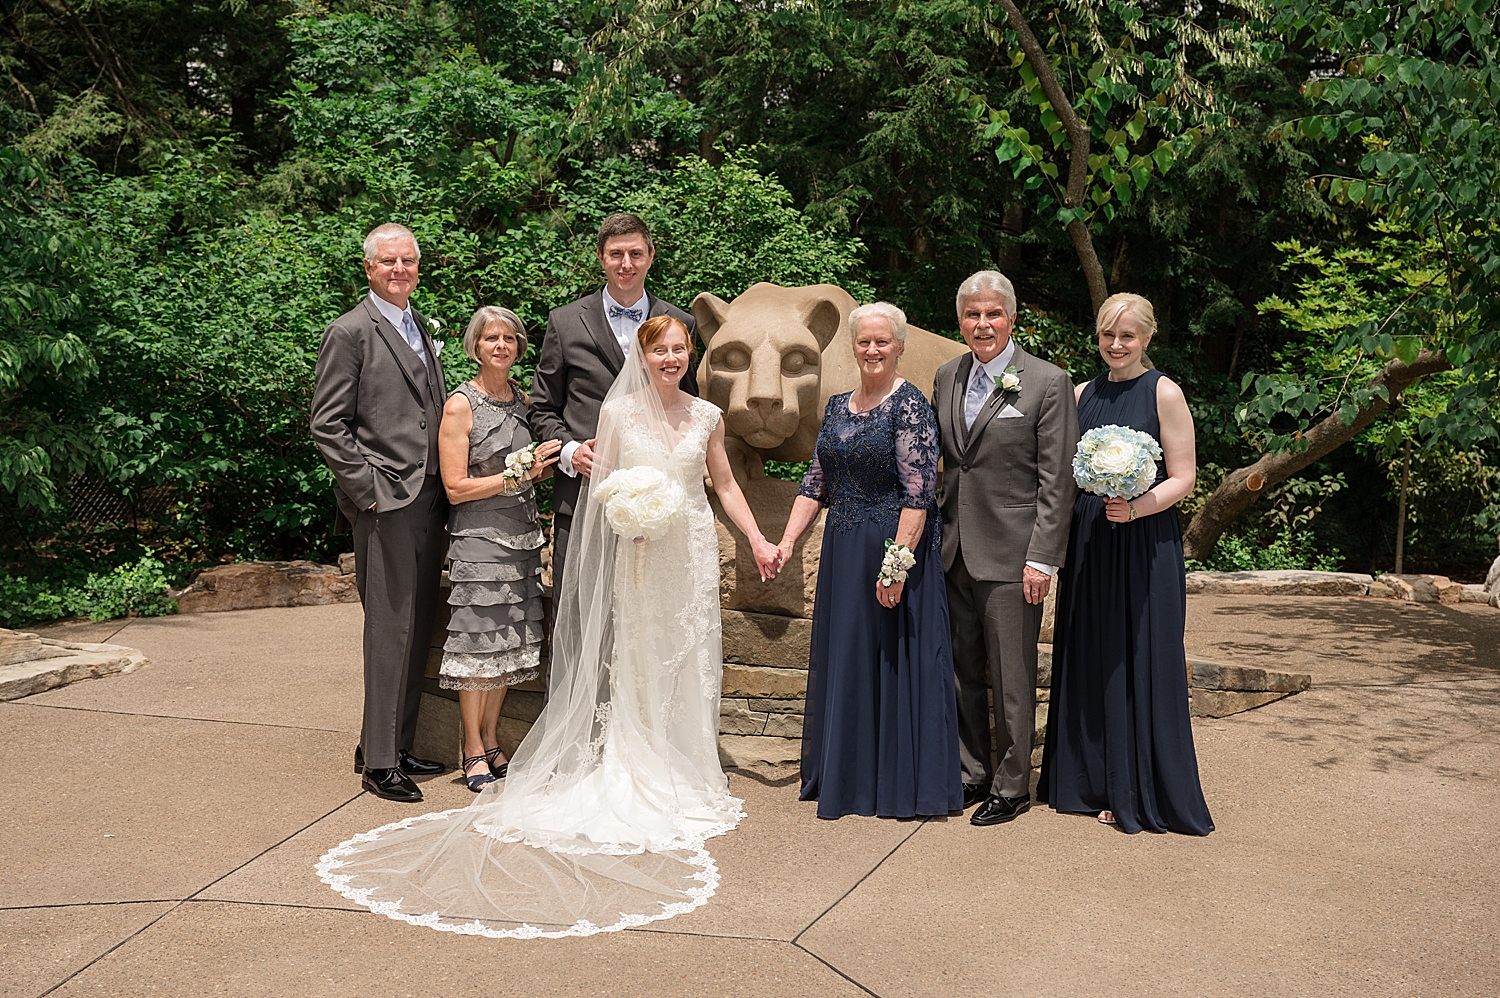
left=318, top=315, right=782, bottom=938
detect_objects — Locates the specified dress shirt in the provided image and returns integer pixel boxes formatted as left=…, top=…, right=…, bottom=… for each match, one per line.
left=559, top=287, right=652, bottom=478
left=967, top=338, right=1056, bottom=578
left=369, top=291, right=426, bottom=366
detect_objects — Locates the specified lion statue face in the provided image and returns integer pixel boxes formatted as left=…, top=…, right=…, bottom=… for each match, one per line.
left=694, top=283, right=849, bottom=461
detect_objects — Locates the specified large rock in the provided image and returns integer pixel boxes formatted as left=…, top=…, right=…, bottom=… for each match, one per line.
left=1384, top=574, right=1463, bottom=604
left=1185, top=570, right=1373, bottom=596
left=1187, top=658, right=1311, bottom=693
left=1190, top=690, right=1291, bottom=718
left=0, top=628, right=148, bottom=701
left=717, top=733, right=801, bottom=772
left=722, top=609, right=813, bottom=669
left=722, top=663, right=807, bottom=699
left=170, top=560, right=359, bottom=613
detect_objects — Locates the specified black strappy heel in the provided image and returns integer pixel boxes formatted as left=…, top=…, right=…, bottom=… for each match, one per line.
left=485, top=746, right=509, bottom=780
left=462, top=754, right=496, bottom=793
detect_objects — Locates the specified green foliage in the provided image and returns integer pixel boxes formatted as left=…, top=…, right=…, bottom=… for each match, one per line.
left=1185, top=470, right=1346, bottom=572
left=0, top=556, right=175, bottom=627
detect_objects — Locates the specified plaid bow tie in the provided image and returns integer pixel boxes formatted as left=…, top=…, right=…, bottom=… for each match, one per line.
left=608, top=304, right=643, bottom=322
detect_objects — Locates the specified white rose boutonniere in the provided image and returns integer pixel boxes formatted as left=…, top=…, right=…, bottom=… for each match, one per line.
left=996, top=366, right=1022, bottom=394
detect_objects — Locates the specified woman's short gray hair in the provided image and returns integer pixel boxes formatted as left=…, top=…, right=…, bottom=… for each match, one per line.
left=955, top=270, right=1017, bottom=319
left=463, top=306, right=529, bottom=363
left=363, top=222, right=421, bottom=262
left=848, top=301, right=908, bottom=343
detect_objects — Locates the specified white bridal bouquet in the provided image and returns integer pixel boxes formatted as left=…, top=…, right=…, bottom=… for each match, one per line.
left=595, top=466, right=686, bottom=542
left=1072, top=424, right=1163, bottom=499
left=502, top=443, right=540, bottom=486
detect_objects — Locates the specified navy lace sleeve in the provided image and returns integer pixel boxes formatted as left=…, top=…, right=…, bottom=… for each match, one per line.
left=797, top=397, right=836, bottom=504
left=893, top=384, right=939, bottom=509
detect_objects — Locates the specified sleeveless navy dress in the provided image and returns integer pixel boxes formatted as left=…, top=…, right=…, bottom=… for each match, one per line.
left=1038, top=370, right=1214, bottom=835
left=797, top=381, right=964, bottom=819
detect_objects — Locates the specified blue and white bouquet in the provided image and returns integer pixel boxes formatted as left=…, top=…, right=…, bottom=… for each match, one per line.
left=1072, top=424, right=1163, bottom=499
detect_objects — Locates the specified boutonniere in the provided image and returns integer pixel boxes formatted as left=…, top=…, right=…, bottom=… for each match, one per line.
left=995, top=366, right=1021, bottom=394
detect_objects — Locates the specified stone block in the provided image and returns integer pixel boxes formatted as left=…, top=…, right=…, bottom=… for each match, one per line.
left=410, top=691, right=461, bottom=767
left=719, top=699, right=770, bottom=735
left=1184, top=570, right=1372, bottom=597
left=721, top=610, right=812, bottom=669
left=1387, top=574, right=1461, bottom=604
left=499, top=689, right=544, bottom=724
left=1190, top=689, right=1290, bottom=718
left=749, top=698, right=805, bottom=713
left=338, top=551, right=356, bottom=575
left=1, top=629, right=70, bottom=668
left=1032, top=701, right=1048, bottom=745
left=0, top=638, right=148, bottom=701
left=1035, top=686, right=1049, bottom=703
left=1366, top=580, right=1398, bottom=598
left=170, top=561, right=359, bottom=613
left=763, top=712, right=804, bottom=737
left=1459, top=585, right=1492, bottom=604
left=722, top=663, right=807, bottom=699
left=711, top=477, right=820, bottom=618
left=1037, top=644, right=1052, bottom=688
left=1039, top=586, right=1057, bottom=643
left=717, top=733, right=801, bottom=771
left=1187, top=658, right=1311, bottom=693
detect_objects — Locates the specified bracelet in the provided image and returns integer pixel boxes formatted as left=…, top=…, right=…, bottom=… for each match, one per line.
left=1127, top=501, right=1138, bottom=521
left=878, top=539, right=916, bottom=588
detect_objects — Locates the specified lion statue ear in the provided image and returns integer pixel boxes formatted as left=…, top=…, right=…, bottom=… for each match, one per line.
left=798, top=286, right=845, bottom=351
left=692, top=292, right=732, bottom=347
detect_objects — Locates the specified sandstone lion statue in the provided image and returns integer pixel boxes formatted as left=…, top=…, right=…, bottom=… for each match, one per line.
left=692, top=283, right=967, bottom=479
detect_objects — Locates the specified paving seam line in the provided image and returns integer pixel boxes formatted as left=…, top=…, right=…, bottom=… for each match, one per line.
left=791, top=816, right=929, bottom=946
left=36, top=792, right=365, bottom=997
left=1, top=899, right=183, bottom=912
left=10, top=700, right=347, bottom=733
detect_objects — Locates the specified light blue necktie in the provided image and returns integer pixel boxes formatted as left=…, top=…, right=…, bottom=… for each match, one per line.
left=400, top=311, right=427, bottom=367
left=964, top=364, right=992, bottom=429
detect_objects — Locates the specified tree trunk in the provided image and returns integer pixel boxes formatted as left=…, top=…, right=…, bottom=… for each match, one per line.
left=1394, top=439, right=1411, bottom=574
left=997, top=0, right=1108, bottom=315
left=1181, top=350, right=1452, bottom=561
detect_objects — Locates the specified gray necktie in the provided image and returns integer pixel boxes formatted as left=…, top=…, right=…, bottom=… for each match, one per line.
left=964, top=365, right=992, bottom=429
left=400, top=311, right=427, bottom=367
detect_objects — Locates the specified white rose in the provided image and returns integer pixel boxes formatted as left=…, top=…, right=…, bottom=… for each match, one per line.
left=1093, top=438, right=1137, bottom=476
left=1000, top=371, right=1021, bottom=392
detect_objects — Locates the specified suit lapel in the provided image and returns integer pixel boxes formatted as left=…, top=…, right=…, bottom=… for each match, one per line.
left=952, top=354, right=974, bottom=449
left=963, top=345, right=1029, bottom=455
left=363, top=298, right=425, bottom=399
left=581, top=290, right=625, bottom=376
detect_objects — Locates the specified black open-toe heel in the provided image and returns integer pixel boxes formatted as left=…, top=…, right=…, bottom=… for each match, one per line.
left=462, top=754, right=496, bottom=793
left=485, top=746, right=509, bottom=780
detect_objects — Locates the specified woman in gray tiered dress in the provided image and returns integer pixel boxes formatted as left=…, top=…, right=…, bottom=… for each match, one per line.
left=438, top=306, right=560, bottom=791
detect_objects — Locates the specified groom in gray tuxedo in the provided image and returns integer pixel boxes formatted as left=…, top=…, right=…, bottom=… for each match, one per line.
left=933, top=270, right=1079, bottom=826
left=311, top=222, right=450, bottom=803
left=529, top=213, right=698, bottom=601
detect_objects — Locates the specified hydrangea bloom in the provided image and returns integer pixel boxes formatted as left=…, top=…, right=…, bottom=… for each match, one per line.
left=1072, top=424, right=1163, bottom=499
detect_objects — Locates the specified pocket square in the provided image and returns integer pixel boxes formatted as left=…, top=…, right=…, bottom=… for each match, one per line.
left=998, top=404, right=1025, bottom=418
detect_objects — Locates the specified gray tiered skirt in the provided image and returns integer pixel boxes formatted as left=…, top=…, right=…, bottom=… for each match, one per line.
left=439, top=493, right=546, bottom=691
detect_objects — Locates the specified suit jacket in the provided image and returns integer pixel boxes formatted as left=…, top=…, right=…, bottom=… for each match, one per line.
left=311, top=295, right=448, bottom=531
left=528, top=288, right=698, bottom=518
left=933, top=345, right=1079, bottom=582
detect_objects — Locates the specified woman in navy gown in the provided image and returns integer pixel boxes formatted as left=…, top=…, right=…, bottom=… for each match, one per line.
left=776, top=303, right=963, bottom=819
left=1039, top=293, right=1214, bottom=835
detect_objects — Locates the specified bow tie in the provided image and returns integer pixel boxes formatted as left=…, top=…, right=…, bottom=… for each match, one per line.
left=608, top=304, right=644, bottom=322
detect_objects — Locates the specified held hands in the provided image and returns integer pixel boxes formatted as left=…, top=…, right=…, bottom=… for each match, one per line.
left=1103, top=497, right=1136, bottom=524
left=574, top=438, right=598, bottom=478
left=1022, top=565, right=1051, bottom=605
left=749, top=536, right=784, bottom=583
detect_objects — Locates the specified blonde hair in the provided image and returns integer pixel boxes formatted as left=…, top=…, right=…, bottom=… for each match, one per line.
left=1096, top=293, right=1157, bottom=337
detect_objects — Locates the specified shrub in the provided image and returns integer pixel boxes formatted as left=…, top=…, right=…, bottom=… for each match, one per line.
left=0, top=555, right=175, bottom=628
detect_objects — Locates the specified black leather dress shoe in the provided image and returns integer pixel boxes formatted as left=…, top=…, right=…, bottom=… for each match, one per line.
left=354, top=745, right=447, bottom=777
left=362, top=767, right=424, bottom=803
left=971, top=793, right=1031, bottom=826
left=962, top=784, right=989, bottom=810
left=397, top=750, right=445, bottom=775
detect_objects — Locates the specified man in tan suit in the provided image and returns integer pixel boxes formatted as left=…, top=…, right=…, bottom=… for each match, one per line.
left=933, top=270, right=1079, bottom=826
left=311, top=223, right=449, bottom=803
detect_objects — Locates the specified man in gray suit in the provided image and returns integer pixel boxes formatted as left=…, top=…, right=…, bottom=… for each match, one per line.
left=528, top=213, right=698, bottom=599
left=311, top=222, right=449, bottom=803
left=933, top=270, right=1079, bottom=826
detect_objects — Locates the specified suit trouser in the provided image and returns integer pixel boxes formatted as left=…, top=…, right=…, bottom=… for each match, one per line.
left=947, top=550, right=1041, bottom=798
left=352, top=475, right=448, bottom=769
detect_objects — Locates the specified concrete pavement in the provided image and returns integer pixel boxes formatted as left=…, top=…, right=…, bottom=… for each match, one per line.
left=4, top=597, right=1498, bottom=997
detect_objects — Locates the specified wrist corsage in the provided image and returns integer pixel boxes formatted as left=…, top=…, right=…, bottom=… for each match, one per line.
left=878, top=539, right=916, bottom=588
left=501, top=443, right=540, bottom=488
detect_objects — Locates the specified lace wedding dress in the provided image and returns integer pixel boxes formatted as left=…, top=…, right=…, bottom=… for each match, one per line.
left=317, top=369, right=743, bottom=938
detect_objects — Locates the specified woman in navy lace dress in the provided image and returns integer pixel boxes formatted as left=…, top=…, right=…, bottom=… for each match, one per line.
left=776, top=303, right=963, bottom=819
